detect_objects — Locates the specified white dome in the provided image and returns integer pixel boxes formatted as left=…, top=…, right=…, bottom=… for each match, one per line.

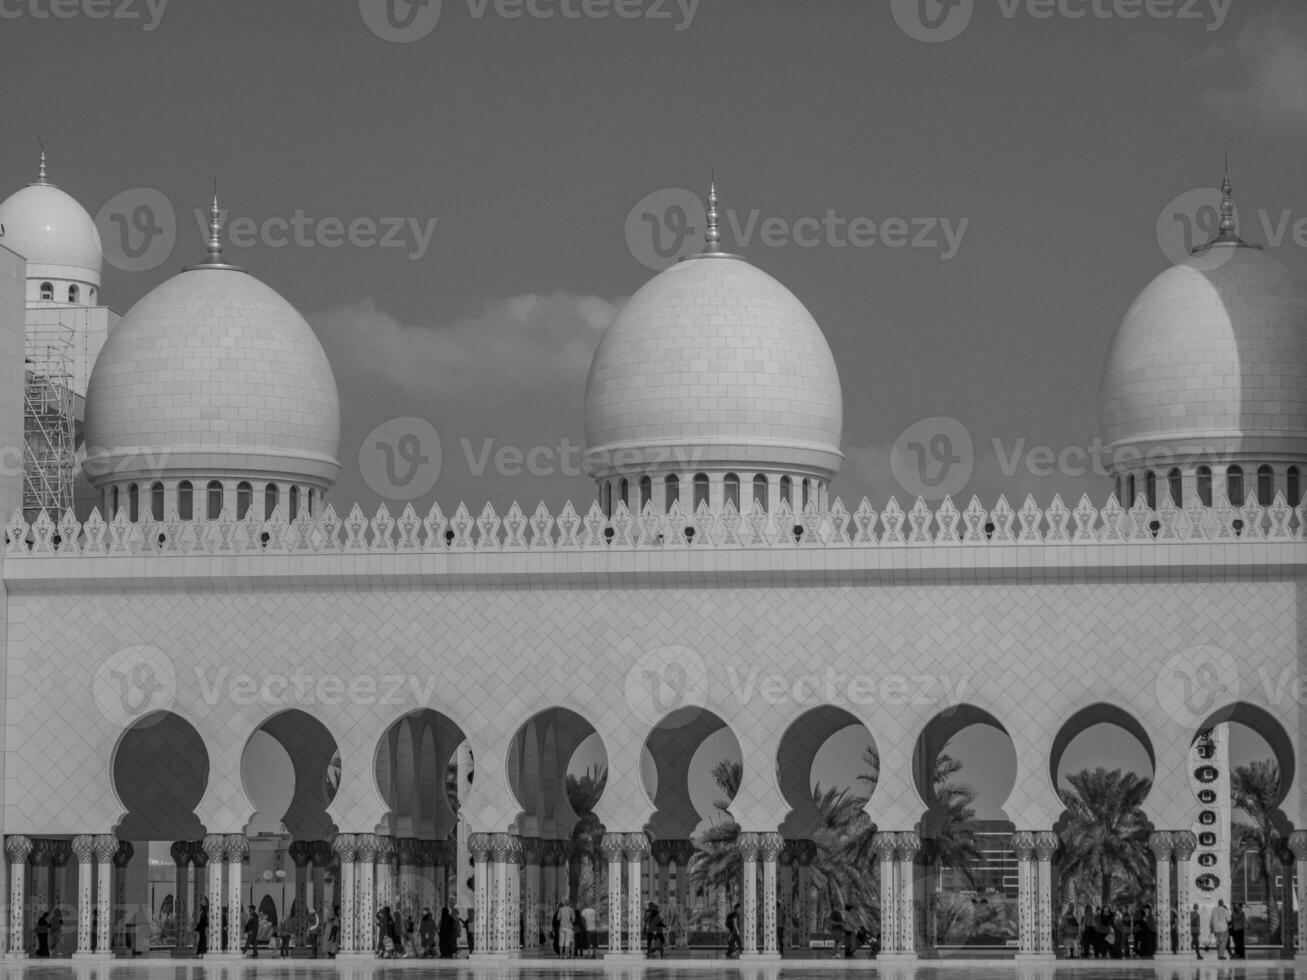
left=1099, top=245, right=1307, bottom=469
left=83, top=265, right=341, bottom=489
left=583, top=252, right=843, bottom=479
left=0, top=176, right=102, bottom=284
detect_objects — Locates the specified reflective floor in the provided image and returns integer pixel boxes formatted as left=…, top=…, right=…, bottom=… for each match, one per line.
left=0, top=961, right=1303, bottom=980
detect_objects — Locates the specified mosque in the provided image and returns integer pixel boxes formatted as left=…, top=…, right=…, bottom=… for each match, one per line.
left=0, top=156, right=1303, bottom=964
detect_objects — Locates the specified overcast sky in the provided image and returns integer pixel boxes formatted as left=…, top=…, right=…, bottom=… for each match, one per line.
left=5, top=0, right=1291, bottom=821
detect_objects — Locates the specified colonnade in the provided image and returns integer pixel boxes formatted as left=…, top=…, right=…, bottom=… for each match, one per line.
left=7, top=826, right=1307, bottom=959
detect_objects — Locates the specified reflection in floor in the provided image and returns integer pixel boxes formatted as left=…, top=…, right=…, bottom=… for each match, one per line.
left=0, top=960, right=1300, bottom=980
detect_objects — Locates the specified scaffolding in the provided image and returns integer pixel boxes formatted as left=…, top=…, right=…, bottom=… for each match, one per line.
left=24, top=321, right=76, bottom=522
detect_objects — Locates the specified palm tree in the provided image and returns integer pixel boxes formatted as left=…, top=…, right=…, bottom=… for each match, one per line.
left=566, top=765, right=607, bottom=907
left=1232, top=760, right=1284, bottom=940
left=1056, top=768, right=1152, bottom=906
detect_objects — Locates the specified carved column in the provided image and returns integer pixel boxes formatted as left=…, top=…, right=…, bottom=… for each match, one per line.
left=112, top=842, right=134, bottom=952
left=355, top=834, right=378, bottom=954
left=202, top=835, right=225, bottom=954
left=375, top=836, right=396, bottom=930
left=1290, top=831, right=1307, bottom=957
left=29, top=841, right=49, bottom=946
left=70, top=835, right=94, bottom=955
left=224, top=835, right=247, bottom=954
left=1173, top=831, right=1196, bottom=954
left=601, top=833, right=626, bottom=952
left=93, top=836, right=117, bottom=954
left=332, top=835, right=357, bottom=954
left=897, top=831, right=922, bottom=956
left=738, top=832, right=760, bottom=956
left=650, top=839, right=673, bottom=908
left=507, top=836, right=523, bottom=953
left=489, top=834, right=513, bottom=954
left=1011, top=831, right=1036, bottom=955
left=760, top=832, right=782, bottom=957
left=1033, top=831, right=1058, bottom=955
left=1150, top=831, right=1174, bottom=955
left=169, top=840, right=191, bottom=950
left=5, top=836, right=32, bottom=957
left=872, top=833, right=898, bottom=953
left=469, top=834, right=491, bottom=956
left=396, top=838, right=418, bottom=924
left=625, top=833, right=649, bottom=955
left=522, top=838, right=541, bottom=951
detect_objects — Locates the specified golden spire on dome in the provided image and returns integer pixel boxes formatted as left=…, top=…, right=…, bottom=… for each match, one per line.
left=32, top=140, right=49, bottom=186
left=1193, top=160, right=1262, bottom=253
left=184, top=180, right=245, bottom=272
left=703, top=172, right=723, bottom=254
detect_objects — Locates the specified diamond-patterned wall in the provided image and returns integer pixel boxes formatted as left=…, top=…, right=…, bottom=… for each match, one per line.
left=4, top=573, right=1301, bottom=838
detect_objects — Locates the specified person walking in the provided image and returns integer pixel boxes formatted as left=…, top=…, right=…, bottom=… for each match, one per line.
left=1060, top=905, right=1079, bottom=958
left=1210, top=900, right=1230, bottom=960
left=34, top=912, right=50, bottom=957
left=1139, top=903, right=1156, bottom=958
left=1079, top=904, right=1096, bottom=958
left=195, top=901, right=209, bottom=957
left=326, top=905, right=340, bottom=958
left=242, top=905, right=259, bottom=958
left=557, top=902, right=575, bottom=958
left=463, top=907, right=475, bottom=956
left=725, top=903, right=742, bottom=958
left=1188, top=904, right=1202, bottom=959
left=434, top=907, right=452, bottom=958
left=581, top=904, right=598, bottom=958
left=1230, top=902, right=1246, bottom=959
left=306, top=905, right=321, bottom=958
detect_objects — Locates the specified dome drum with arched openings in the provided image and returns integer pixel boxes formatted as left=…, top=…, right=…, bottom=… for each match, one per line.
left=1099, top=174, right=1307, bottom=505
left=82, top=193, right=341, bottom=509
left=583, top=183, right=843, bottom=514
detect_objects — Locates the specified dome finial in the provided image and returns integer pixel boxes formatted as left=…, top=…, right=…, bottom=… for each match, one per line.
left=1192, top=163, right=1261, bottom=253
left=184, top=180, right=245, bottom=272
left=702, top=170, right=726, bottom=255
left=32, top=139, right=49, bottom=186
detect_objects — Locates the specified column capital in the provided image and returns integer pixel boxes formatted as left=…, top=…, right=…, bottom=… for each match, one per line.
left=489, top=833, right=514, bottom=863
left=738, top=831, right=761, bottom=861
left=29, top=839, right=51, bottom=866
left=468, top=833, right=493, bottom=863
left=112, top=840, right=135, bottom=868
left=332, top=833, right=358, bottom=861
left=202, top=833, right=227, bottom=863
left=189, top=839, right=208, bottom=867
left=1033, top=831, right=1058, bottom=862
left=374, top=835, right=395, bottom=862
left=93, top=835, right=119, bottom=863
left=871, top=832, right=898, bottom=861
left=650, top=838, right=675, bottom=865
left=895, top=830, right=922, bottom=861
left=169, top=840, right=191, bottom=866
left=4, top=834, right=32, bottom=863
left=71, top=834, right=96, bottom=863
left=223, top=833, right=248, bottom=862
left=396, top=837, right=419, bottom=863
left=1289, top=829, right=1307, bottom=862
left=759, top=831, right=784, bottom=861
left=288, top=839, right=313, bottom=867
left=624, top=832, right=651, bottom=861
left=50, top=840, right=71, bottom=867
left=355, top=833, right=379, bottom=861
left=1171, top=830, right=1197, bottom=861
left=522, top=837, right=543, bottom=864
left=1149, top=830, right=1175, bottom=861
left=600, top=832, right=626, bottom=863
left=1010, top=830, right=1035, bottom=861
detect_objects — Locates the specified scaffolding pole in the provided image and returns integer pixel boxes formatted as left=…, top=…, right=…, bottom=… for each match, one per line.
left=24, top=320, right=76, bottom=522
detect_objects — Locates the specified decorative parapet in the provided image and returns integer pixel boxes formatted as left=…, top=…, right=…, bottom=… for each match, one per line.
left=4, top=490, right=1304, bottom=558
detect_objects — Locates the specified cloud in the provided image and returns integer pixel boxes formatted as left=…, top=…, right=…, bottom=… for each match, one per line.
left=1201, top=5, right=1307, bottom=131
left=307, top=292, right=621, bottom=514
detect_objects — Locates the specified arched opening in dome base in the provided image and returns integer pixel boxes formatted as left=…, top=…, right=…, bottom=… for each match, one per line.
left=774, top=706, right=877, bottom=950
left=1050, top=705, right=1156, bottom=915
left=374, top=709, right=469, bottom=923
left=110, top=710, right=210, bottom=954
left=912, top=706, right=1017, bottom=950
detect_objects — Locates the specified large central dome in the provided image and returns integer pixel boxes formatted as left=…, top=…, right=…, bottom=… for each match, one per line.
left=84, top=199, right=340, bottom=493
left=583, top=200, right=843, bottom=492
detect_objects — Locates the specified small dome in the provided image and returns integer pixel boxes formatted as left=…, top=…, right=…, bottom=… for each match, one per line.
left=0, top=159, right=102, bottom=283
left=84, top=261, right=341, bottom=489
left=1100, top=245, right=1307, bottom=470
left=583, top=250, right=843, bottom=479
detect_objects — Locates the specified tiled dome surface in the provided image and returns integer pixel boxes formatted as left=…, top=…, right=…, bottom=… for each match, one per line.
left=1100, top=247, right=1307, bottom=457
left=0, top=182, right=102, bottom=281
left=84, top=267, right=341, bottom=483
left=583, top=254, right=843, bottom=472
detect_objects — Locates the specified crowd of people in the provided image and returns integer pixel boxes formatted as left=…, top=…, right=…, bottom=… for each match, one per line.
left=1060, top=899, right=1250, bottom=960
